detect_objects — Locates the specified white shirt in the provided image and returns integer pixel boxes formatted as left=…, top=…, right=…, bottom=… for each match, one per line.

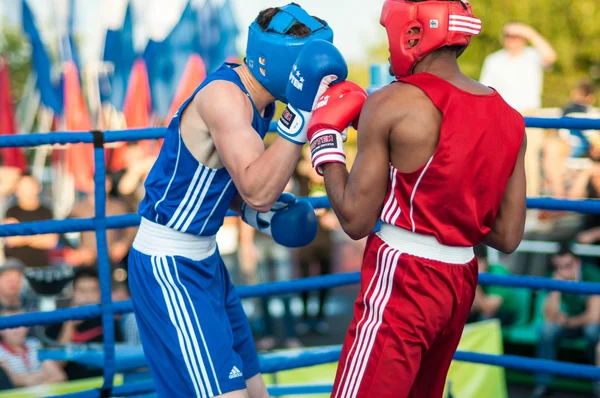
left=480, top=47, right=544, bottom=112
left=0, top=338, right=42, bottom=375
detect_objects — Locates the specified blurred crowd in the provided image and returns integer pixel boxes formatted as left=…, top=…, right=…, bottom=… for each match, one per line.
left=0, top=20, right=598, bottom=397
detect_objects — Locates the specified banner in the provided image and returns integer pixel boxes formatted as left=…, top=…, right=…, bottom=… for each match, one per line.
left=272, top=319, right=506, bottom=398
left=444, top=319, right=507, bottom=398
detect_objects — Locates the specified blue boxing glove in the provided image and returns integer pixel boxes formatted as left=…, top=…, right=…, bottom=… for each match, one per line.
left=241, top=193, right=318, bottom=248
left=277, top=40, right=348, bottom=145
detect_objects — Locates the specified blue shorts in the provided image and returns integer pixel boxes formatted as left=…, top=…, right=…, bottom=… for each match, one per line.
left=128, top=246, right=260, bottom=397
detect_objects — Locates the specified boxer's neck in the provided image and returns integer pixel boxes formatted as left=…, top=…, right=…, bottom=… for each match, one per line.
left=413, top=51, right=461, bottom=78
left=235, top=65, right=275, bottom=113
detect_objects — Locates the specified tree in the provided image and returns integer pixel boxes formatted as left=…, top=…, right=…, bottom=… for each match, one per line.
left=0, top=26, right=31, bottom=101
left=368, top=0, right=600, bottom=107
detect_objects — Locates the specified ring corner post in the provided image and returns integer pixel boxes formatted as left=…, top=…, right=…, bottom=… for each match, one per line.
left=91, top=129, right=116, bottom=395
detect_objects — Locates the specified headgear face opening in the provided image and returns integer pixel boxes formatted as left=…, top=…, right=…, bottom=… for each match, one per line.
left=245, top=4, right=333, bottom=103
left=380, top=0, right=481, bottom=79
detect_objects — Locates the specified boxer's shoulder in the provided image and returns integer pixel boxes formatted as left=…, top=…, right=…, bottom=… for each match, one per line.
left=191, top=79, right=254, bottom=125
left=361, top=83, right=436, bottom=133
left=364, top=83, right=441, bottom=152
left=368, top=82, right=430, bottom=113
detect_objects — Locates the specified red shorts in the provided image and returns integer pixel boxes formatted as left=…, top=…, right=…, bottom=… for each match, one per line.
left=332, top=228, right=478, bottom=398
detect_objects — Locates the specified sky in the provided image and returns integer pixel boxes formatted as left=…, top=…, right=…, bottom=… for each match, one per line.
left=0, top=0, right=386, bottom=65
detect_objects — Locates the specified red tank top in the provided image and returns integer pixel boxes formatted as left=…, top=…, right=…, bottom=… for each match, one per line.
left=379, top=73, right=525, bottom=247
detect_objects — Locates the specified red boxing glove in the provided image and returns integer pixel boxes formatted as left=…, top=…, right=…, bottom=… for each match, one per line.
left=307, top=81, right=368, bottom=175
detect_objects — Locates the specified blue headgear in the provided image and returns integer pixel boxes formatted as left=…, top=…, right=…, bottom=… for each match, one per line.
left=245, top=4, right=334, bottom=103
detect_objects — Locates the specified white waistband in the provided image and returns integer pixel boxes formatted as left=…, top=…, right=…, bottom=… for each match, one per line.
left=377, top=223, right=474, bottom=264
left=133, top=218, right=217, bottom=261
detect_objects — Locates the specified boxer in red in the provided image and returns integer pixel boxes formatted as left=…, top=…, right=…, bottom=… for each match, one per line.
left=304, top=1, right=527, bottom=397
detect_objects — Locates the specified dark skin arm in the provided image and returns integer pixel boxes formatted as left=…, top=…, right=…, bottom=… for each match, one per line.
left=484, top=134, right=527, bottom=253
left=321, top=90, right=394, bottom=240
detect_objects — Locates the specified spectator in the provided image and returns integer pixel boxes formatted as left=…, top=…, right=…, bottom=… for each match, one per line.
left=0, top=166, right=21, bottom=219
left=468, top=245, right=518, bottom=325
left=532, top=244, right=600, bottom=398
left=569, top=158, right=600, bottom=246
left=0, top=258, right=25, bottom=309
left=0, top=306, right=66, bottom=388
left=111, top=142, right=155, bottom=212
left=296, top=152, right=336, bottom=335
left=65, top=178, right=136, bottom=268
left=253, top=230, right=301, bottom=350
left=112, top=282, right=141, bottom=345
left=480, top=22, right=556, bottom=113
left=507, top=144, right=582, bottom=277
left=0, top=165, right=22, bottom=264
left=480, top=22, right=557, bottom=198
left=4, top=173, right=58, bottom=268
left=54, top=267, right=124, bottom=380
left=561, top=80, right=597, bottom=158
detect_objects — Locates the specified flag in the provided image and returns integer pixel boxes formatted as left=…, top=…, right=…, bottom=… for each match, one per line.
left=109, top=57, right=153, bottom=171
left=144, top=1, right=202, bottom=120
left=63, top=61, right=95, bottom=193
left=21, top=0, right=63, bottom=115
left=0, top=56, right=27, bottom=172
left=123, top=59, right=151, bottom=128
left=102, top=2, right=135, bottom=110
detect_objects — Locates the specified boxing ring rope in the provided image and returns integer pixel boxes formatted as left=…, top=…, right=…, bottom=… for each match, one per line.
left=0, top=116, right=599, bottom=397
left=0, top=116, right=598, bottom=149
left=1, top=271, right=600, bottom=331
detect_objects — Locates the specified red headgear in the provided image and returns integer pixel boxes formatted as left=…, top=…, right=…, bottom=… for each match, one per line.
left=380, top=0, right=481, bottom=78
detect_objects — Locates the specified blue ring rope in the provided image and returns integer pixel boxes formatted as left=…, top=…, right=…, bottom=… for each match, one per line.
left=92, top=140, right=116, bottom=392
left=0, top=116, right=599, bottom=149
left=0, top=128, right=165, bottom=148
left=3, top=271, right=600, bottom=331
left=1, top=197, right=600, bottom=238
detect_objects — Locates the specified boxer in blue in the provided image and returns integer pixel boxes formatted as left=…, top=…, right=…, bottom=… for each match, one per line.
left=127, top=4, right=348, bottom=397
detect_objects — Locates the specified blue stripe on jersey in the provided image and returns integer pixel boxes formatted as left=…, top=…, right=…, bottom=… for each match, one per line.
left=139, top=63, right=275, bottom=236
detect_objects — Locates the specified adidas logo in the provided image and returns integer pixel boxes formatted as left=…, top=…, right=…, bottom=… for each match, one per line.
left=229, top=366, right=243, bottom=379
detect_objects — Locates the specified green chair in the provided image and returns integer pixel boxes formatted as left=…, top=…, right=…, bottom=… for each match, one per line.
left=502, top=288, right=537, bottom=345
left=505, top=291, right=587, bottom=350
left=483, top=264, right=535, bottom=344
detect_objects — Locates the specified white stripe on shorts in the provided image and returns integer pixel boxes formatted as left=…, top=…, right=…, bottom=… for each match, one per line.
left=337, top=245, right=400, bottom=398
left=168, top=256, right=222, bottom=395
left=151, top=256, right=206, bottom=398
left=158, top=256, right=215, bottom=396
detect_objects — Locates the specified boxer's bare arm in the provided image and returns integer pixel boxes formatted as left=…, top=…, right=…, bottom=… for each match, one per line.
left=197, top=81, right=302, bottom=213
left=484, top=134, right=527, bottom=253
left=322, top=90, right=394, bottom=240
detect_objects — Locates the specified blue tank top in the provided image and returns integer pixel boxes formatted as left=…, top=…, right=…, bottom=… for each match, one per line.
left=138, top=64, right=275, bottom=236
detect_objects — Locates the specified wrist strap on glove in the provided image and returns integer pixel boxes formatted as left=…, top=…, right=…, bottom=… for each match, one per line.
left=309, top=129, right=346, bottom=176
left=277, top=104, right=312, bottom=145
left=241, top=193, right=295, bottom=235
